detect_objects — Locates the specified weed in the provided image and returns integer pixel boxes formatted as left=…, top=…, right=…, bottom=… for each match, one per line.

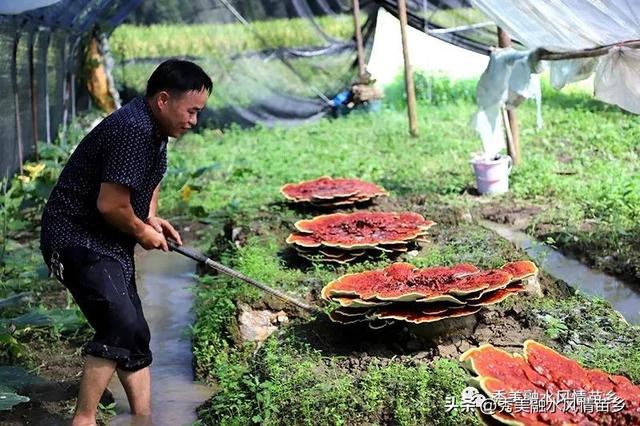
left=98, top=402, right=117, bottom=416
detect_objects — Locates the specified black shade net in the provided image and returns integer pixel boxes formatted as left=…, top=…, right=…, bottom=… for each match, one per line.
left=0, top=0, right=144, bottom=179
left=0, top=0, right=503, bottom=179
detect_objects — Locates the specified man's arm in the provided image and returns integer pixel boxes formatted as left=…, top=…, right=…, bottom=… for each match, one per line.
left=146, top=183, right=183, bottom=245
left=148, top=184, right=160, bottom=218
left=97, top=183, right=168, bottom=251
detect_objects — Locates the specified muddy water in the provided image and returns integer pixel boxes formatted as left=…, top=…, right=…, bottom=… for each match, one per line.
left=480, top=220, right=640, bottom=324
left=109, top=249, right=213, bottom=425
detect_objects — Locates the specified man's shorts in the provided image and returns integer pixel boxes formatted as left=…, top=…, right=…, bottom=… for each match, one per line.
left=49, top=246, right=152, bottom=371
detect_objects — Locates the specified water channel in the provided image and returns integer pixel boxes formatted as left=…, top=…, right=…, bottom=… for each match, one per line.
left=109, top=249, right=213, bottom=425
left=480, top=220, right=640, bottom=324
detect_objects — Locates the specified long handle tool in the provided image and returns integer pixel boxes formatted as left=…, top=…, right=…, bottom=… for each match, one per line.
left=167, top=240, right=321, bottom=314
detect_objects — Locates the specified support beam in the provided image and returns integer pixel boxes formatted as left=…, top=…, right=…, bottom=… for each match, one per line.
left=498, top=27, right=520, bottom=165
left=398, top=0, right=418, bottom=137
left=70, top=36, right=81, bottom=119
left=352, top=0, right=366, bottom=82
left=43, top=30, right=51, bottom=145
left=29, top=31, right=39, bottom=160
left=12, top=32, right=24, bottom=174
left=61, top=34, right=70, bottom=143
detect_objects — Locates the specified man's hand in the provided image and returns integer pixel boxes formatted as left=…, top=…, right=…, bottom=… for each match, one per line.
left=97, top=183, right=172, bottom=252
left=135, top=224, right=169, bottom=251
left=146, top=216, right=183, bottom=246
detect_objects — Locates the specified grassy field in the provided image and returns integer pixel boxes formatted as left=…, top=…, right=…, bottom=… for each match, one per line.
left=150, top=77, right=639, bottom=424
left=110, top=16, right=358, bottom=113
left=2, top=69, right=639, bottom=424
left=160, top=75, right=640, bottom=282
left=109, top=16, right=354, bottom=61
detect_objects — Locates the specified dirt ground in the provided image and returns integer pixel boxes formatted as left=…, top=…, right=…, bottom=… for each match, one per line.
left=223, top=193, right=571, bottom=367
left=0, top=339, right=85, bottom=425
left=271, top=298, right=547, bottom=366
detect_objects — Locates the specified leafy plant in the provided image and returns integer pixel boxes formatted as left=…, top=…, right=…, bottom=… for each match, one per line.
left=0, top=385, right=29, bottom=411
left=542, top=314, right=569, bottom=339
left=98, top=402, right=117, bottom=416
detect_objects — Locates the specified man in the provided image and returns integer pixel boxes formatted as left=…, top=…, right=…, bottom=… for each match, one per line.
left=40, top=59, right=212, bottom=425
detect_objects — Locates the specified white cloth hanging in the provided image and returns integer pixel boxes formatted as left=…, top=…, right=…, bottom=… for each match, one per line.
left=470, top=0, right=640, bottom=114
left=471, top=49, right=543, bottom=159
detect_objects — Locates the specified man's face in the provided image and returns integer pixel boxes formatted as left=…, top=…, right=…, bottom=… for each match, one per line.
left=155, top=89, right=208, bottom=138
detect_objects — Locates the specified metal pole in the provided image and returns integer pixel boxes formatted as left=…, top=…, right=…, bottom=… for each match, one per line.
left=12, top=31, right=24, bottom=174
left=167, top=241, right=321, bottom=314
left=498, top=27, right=520, bottom=165
left=43, top=30, right=51, bottom=145
left=60, top=34, right=70, bottom=143
left=29, top=30, right=39, bottom=161
left=70, top=36, right=81, bottom=119
left=352, top=0, right=366, bottom=81
left=398, top=0, right=418, bottom=137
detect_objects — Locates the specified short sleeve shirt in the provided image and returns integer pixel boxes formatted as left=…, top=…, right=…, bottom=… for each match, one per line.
left=40, top=96, right=168, bottom=283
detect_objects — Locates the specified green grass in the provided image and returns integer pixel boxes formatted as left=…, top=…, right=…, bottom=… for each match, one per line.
left=2, top=64, right=639, bottom=423
left=527, top=296, right=640, bottom=383
left=149, top=74, right=640, bottom=424
left=109, top=16, right=355, bottom=61
left=110, top=15, right=359, bottom=120
left=159, top=72, right=639, bottom=281
left=162, top=102, right=479, bottom=216
left=165, top=83, right=639, bottom=229
left=189, top=226, right=492, bottom=425
left=0, top=117, right=96, bottom=412
left=200, top=334, right=478, bottom=425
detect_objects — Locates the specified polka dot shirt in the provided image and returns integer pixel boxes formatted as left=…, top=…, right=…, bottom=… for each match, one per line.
left=40, top=96, right=168, bottom=283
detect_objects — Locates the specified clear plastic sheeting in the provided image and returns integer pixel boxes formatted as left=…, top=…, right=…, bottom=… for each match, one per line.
left=470, top=0, right=640, bottom=114
left=595, top=47, right=640, bottom=114
left=0, top=0, right=62, bottom=15
left=376, top=0, right=497, bottom=55
left=548, top=58, right=597, bottom=90
left=470, top=0, right=640, bottom=50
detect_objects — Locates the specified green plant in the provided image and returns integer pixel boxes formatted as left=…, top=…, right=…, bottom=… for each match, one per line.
left=109, top=17, right=354, bottom=61
left=542, top=314, right=569, bottom=339
left=98, top=402, right=117, bottom=416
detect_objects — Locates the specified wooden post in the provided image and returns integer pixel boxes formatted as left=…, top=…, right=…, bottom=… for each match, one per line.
left=398, top=0, right=418, bottom=136
left=498, top=27, right=520, bottom=165
left=352, top=0, right=366, bottom=82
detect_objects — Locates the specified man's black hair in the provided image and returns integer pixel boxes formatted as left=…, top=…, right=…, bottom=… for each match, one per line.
left=146, top=59, right=212, bottom=97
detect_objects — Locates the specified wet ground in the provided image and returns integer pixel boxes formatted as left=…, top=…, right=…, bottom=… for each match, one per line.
left=480, top=220, right=640, bottom=324
left=109, top=249, right=213, bottom=426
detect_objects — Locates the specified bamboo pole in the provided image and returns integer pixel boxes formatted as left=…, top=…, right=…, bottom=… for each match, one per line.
left=501, top=107, right=516, bottom=163
left=352, top=0, right=366, bottom=82
left=398, top=0, right=418, bottom=137
left=538, top=39, right=640, bottom=61
left=498, top=27, right=520, bottom=165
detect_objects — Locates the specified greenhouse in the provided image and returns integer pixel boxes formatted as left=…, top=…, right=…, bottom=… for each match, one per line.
left=1, top=1, right=639, bottom=425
